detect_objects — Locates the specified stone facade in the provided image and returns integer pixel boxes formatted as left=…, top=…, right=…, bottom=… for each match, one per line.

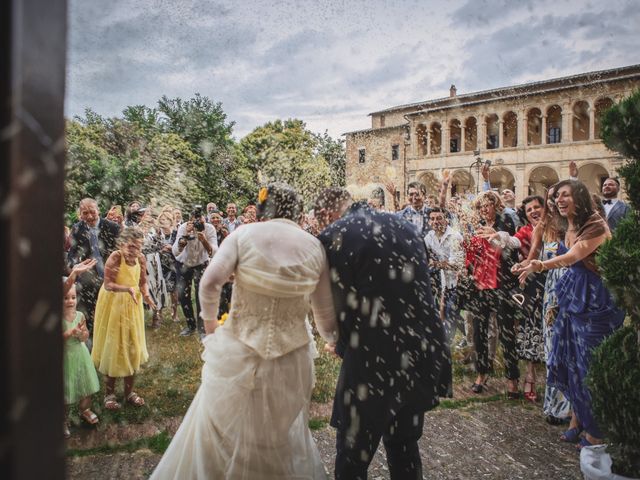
left=345, top=64, right=640, bottom=207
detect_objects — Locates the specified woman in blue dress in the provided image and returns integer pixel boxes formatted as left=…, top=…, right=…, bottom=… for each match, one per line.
left=516, top=179, right=624, bottom=450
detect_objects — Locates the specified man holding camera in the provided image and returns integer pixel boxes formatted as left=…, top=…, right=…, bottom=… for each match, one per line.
left=172, top=208, right=218, bottom=338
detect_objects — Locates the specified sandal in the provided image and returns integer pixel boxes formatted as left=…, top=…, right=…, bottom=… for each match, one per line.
left=104, top=394, right=121, bottom=410
left=470, top=376, right=489, bottom=394
left=560, top=427, right=582, bottom=443
left=523, top=381, right=537, bottom=403
left=126, top=392, right=145, bottom=407
left=80, top=408, right=99, bottom=425
left=576, top=437, right=595, bottom=451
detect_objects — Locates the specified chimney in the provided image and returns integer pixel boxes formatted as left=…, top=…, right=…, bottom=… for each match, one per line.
left=450, top=84, right=457, bottom=97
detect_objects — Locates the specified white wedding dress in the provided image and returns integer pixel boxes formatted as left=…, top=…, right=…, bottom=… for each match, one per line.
left=150, top=219, right=337, bottom=480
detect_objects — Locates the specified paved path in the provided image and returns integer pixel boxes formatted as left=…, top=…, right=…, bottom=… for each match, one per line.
left=67, top=401, right=582, bottom=479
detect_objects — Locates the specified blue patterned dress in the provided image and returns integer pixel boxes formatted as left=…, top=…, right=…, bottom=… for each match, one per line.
left=540, top=242, right=571, bottom=420
left=547, top=242, right=624, bottom=437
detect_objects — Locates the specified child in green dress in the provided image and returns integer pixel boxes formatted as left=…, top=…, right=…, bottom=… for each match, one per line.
left=63, top=281, right=100, bottom=438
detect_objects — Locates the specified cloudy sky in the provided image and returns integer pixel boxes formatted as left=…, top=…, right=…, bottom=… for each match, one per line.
left=66, top=0, right=640, bottom=139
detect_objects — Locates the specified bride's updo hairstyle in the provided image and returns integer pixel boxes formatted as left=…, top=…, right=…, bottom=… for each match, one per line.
left=256, top=183, right=304, bottom=222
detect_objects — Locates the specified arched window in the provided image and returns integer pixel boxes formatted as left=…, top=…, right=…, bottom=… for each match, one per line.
left=527, top=108, right=542, bottom=145
left=572, top=101, right=590, bottom=141
left=503, top=111, right=518, bottom=148
left=430, top=122, right=442, bottom=155
left=485, top=114, right=499, bottom=149
left=464, top=117, right=477, bottom=151
left=594, top=97, right=614, bottom=139
left=547, top=105, right=562, bottom=144
left=449, top=119, right=461, bottom=153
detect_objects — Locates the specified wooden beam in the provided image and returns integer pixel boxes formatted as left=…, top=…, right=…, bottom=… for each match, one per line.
left=1, top=0, right=67, bottom=478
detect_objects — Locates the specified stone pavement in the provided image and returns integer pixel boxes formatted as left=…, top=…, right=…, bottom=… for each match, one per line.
left=67, top=401, right=582, bottom=479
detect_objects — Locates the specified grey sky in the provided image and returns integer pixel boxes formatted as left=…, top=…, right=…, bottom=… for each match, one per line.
left=66, top=0, right=640, bottom=138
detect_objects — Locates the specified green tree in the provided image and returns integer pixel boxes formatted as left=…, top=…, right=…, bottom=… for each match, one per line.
left=314, top=131, right=346, bottom=187
left=65, top=109, right=200, bottom=220
left=157, top=94, right=254, bottom=205
left=239, top=119, right=337, bottom=205
left=588, top=89, right=640, bottom=478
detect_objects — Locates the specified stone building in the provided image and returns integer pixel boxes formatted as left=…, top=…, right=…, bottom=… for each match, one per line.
left=345, top=64, right=640, bottom=206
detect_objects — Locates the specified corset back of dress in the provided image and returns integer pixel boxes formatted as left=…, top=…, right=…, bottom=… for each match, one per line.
left=225, top=284, right=312, bottom=359
left=222, top=219, right=325, bottom=359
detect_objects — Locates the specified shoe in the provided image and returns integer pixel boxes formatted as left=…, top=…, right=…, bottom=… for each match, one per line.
left=576, top=437, right=595, bottom=451
left=560, top=427, right=582, bottom=443
left=151, top=312, right=161, bottom=329
left=79, top=408, right=99, bottom=426
left=470, top=377, right=488, bottom=394
left=456, top=339, right=468, bottom=349
left=63, top=422, right=71, bottom=439
left=471, top=382, right=484, bottom=394
left=523, top=381, right=537, bottom=403
left=545, top=415, right=570, bottom=426
left=507, top=390, right=521, bottom=400
left=179, top=327, right=195, bottom=337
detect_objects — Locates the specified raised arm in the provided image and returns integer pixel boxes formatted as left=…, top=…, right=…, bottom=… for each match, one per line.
left=517, top=232, right=609, bottom=282
left=199, top=232, right=238, bottom=334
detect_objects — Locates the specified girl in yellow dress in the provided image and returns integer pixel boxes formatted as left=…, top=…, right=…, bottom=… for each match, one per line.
left=92, top=227, right=156, bottom=410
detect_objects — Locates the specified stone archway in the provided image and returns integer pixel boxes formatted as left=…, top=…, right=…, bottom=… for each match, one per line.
left=489, top=167, right=516, bottom=194
left=528, top=165, right=559, bottom=197
left=450, top=169, right=475, bottom=198
left=577, top=163, right=609, bottom=194
left=418, top=171, right=440, bottom=196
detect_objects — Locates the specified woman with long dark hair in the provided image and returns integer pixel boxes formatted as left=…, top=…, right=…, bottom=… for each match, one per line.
left=515, top=184, right=572, bottom=424
left=516, top=179, right=624, bottom=449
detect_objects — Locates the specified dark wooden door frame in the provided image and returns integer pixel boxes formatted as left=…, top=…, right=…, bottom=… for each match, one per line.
left=1, top=0, right=67, bottom=478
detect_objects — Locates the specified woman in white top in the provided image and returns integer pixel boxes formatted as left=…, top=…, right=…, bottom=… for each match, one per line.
left=150, top=184, right=338, bottom=480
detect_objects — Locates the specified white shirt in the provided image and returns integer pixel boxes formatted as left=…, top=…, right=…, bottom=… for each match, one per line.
left=603, top=198, right=618, bottom=217
left=424, top=226, right=464, bottom=289
left=172, top=222, right=218, bottom=267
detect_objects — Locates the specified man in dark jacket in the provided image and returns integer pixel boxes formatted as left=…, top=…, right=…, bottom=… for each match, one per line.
left=67, top=198, right=120, bottom=332
left=315, top=187, right=448, bottom=480
left=601, top=177, right=630, bottom=231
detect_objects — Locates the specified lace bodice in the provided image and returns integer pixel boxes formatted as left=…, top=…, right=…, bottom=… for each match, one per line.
left=199, top=219, right=337, bottom=359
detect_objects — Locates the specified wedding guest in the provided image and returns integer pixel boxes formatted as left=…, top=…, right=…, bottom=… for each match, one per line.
left=92, top=227, right=156, bottom=410
left=601, top=177, right=630, bottom=231
left=516, top=179, right=624, bottom=450
left=223, top=202, right=242, bottom=233
left=515, top=185, right=572, bottom=424
left=172, top=207, right=217, bottom=338
left=67, top=198, right=121, bottom=333
left=466, top=191, right=520, bottom=398
left=397, top=181, right=432, bottom=236
left=62, top=281, right=100, bottom=438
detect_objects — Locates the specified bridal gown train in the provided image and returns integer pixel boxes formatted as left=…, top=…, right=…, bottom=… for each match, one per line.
left=150, top=218, right=337, bottom=480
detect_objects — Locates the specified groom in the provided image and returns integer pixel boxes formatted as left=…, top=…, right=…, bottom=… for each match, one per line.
left=315, top=187, right=449, bottom=480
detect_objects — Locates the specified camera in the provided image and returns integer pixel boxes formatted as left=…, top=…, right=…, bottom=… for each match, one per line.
left=193, top=219, right=205, bottom=232
left=191, top=205, right=205, bottom=232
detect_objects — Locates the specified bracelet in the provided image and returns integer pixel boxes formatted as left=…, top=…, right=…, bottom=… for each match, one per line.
left=537, top=261, right=547, bottom=273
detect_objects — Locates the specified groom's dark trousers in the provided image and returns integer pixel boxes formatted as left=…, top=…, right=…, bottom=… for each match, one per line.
left=319, top=202, right=449, bottom=480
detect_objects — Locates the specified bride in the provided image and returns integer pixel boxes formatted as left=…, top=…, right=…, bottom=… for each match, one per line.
left=150, top=184, right=337, bottom=479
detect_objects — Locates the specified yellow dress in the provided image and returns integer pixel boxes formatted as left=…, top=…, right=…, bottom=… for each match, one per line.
left=92, top=252, right=148, bottom=377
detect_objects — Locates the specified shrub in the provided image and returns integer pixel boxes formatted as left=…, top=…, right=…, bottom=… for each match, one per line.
left=587, top=326, right=640, bottom=478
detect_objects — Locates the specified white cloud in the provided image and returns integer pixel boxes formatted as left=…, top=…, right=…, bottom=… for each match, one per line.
left=66, top=0, right=640, bottom=138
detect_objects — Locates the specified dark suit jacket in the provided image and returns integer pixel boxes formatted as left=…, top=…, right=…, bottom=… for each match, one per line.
left=606, top=200, right=630, bottom=232
left=319, top=202, right=448, bottom=433
left=67, top=218, right=120, bottom=283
